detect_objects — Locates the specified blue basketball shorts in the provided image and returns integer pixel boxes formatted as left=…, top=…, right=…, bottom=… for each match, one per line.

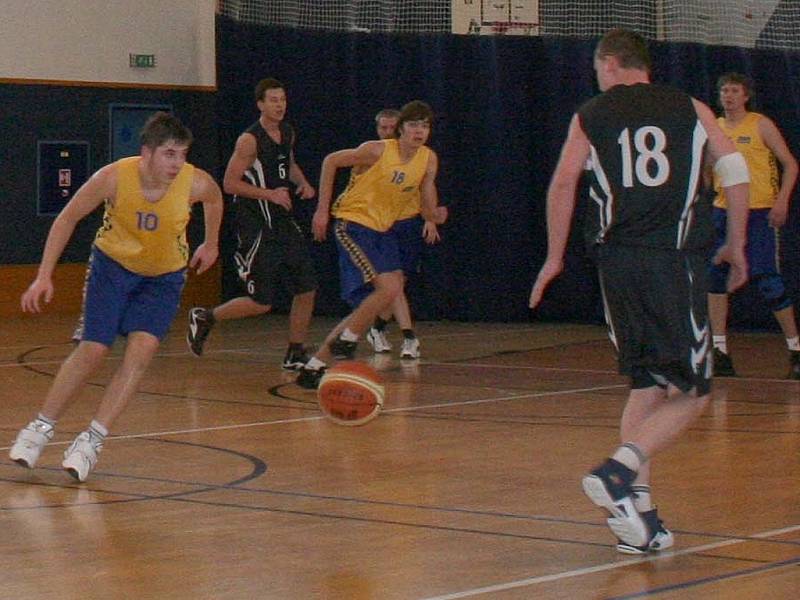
left=77, top=247, right=186, bottom=346
left=709, top=207, right=781, bottom=291
left=390, top=215, right=425, bottom=275
left=333, top=220, right=402, bottom=308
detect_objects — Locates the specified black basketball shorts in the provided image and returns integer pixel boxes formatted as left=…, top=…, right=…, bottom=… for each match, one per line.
left=597, top=244, right=711, bottom=396
left=234, top=221, right=317, bottom=306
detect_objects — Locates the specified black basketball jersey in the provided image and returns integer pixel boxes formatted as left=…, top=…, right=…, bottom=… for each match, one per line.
left=578, top=83, right=708, bottom=249
left=235, top=120, right=295, bottom=229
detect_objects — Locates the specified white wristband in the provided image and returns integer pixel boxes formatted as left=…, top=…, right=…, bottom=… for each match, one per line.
left=714, top=152, right=750, bottom=187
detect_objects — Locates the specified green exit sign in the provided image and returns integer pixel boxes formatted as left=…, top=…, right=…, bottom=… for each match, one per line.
left=129, top=54, right=156, bottom=68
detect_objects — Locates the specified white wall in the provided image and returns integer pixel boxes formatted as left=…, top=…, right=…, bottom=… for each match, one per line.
left=0, top=0, right=216, bottom=87
left=662, top=0, right=781, bottom=48
left=451, top=0, right=540, bottom=34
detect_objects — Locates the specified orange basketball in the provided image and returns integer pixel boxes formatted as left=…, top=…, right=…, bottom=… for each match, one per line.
left=318, top=361, right=385, bottom=426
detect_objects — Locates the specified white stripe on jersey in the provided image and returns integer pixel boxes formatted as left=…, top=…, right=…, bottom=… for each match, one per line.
left=243, top=158, right=272, bottom=229
left=588, top=144, right=614, bottom=243
left=676, top=120, right=708, bottom=249
left=234, top=229, right=262, bottom=282
left=597, top=268, right=618, bottom=352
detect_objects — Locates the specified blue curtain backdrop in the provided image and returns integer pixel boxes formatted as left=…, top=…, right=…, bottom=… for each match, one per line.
left=3, top=17, right=798, bottom=330
left=215, top=16, right=800, bottom=328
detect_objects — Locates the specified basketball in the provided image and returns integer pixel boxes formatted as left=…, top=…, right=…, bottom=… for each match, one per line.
left=318, top=361, right=385, bottom=426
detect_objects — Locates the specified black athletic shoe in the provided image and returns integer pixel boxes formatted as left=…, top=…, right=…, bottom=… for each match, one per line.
left=612, top=508, right=674, bottom=554
left=282, top=347, right=312, bottom=371
left=329, top=336, right=357, bottom=360
left=789, top=351, right=800, bottom=380
left=712, top=348, right=736, bottom=377
left=583, top=458, right=636, bottom=502
left=296, top=366, right=326, bottom=389
left=187, top=307, right=214, bottom=357
left=582, top=458, right=649, bottom=548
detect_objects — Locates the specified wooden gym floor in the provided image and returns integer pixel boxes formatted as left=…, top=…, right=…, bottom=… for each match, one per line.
left=1, top=314, right=798, bottom=599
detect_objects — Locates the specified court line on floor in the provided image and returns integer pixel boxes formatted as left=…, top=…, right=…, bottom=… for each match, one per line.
left=604, top=554, right=800, bottom=599
left=0, top=348, right=783, bottom=382
left=0, top=383, right=626, bottom=452
left=0, top=322, right=581, bottom=355
left=419, top=523, right=800, bottom=600
left=8, top=350, right=800, bottom=385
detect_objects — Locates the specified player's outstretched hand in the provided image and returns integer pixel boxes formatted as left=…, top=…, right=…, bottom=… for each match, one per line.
left=268, top=187, right=292, bottom=210
left=713, top=243, right=748, bottom=293
left=422, top=220, right=440, bottom=244
left=21, top=277, right=54, bottom=313
left=529, top=258, right=564, bottom=310
left=312, top=209, right=329, bottom=242
left=189, top=242, right=219, bottom=275
left=768, top=205, right=788, bottom=229
left=295, top=181, right=316, bottom=200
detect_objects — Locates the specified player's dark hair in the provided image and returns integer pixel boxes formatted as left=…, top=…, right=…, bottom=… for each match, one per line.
left=375, top=108, right=400, bottom=123
left=395, top=101, right=434, bottom=138
left=595, top=28, right=651, bottom=73
left=255, top=78, right=285, bottom=102
left=139, top=112, right=193, bottom=149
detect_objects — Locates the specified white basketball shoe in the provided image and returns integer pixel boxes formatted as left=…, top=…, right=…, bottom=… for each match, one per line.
left=9, top=420, right=54, bottom=468
left=400, top=338, right=421, bottom=359
left=62, top=431, right=102, bottom=482
left=366, top=328, right=392, bottom=353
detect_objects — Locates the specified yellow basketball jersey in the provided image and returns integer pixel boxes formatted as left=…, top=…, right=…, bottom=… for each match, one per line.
left=94, top=157, right=193, bottom=276
left=395, top=189, right=422, bottom=221
left=332, top=139, right=430, bottom=232
left=714, top=112, right=779, bottom=209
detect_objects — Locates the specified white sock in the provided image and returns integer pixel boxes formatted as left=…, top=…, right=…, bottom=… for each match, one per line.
left=85, top=421, right=107, bottom=450
left=340, top=328, right=358, bottom=342
left=305, top=356, right=326, bottom=370
left=713, top=336, right=728, bottom=354
left=786, top=336, right=800, bottom=352
left=612, top=443, right=645, bottom=472
left=631, top=484, right=653, bottom=512
left=36, top=413, right=57, bottom=430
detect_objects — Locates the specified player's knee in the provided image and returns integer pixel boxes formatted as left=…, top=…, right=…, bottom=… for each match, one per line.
left=390, top=274, right=404, bottom=298
left=755, top=274, right=791, bottom=311
left=249, top=299, right=272, bottom=314
left=376, top=271, right=403, bottom=298
left=75, top=340, right=110, bottom=362
left=127, top=331, right=162, bottom=355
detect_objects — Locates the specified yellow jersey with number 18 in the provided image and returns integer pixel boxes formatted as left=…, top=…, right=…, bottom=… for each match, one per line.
left=332, top=139, right=430, bottom=232
left=714, top=112, right=779, bottom=210
left=94, top=156, right=193, bottom=276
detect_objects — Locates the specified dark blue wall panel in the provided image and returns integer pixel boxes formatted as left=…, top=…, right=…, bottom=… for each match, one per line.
left=215, top=18, right=800, bottom=328
left=3, top=17, right=799, bottom=330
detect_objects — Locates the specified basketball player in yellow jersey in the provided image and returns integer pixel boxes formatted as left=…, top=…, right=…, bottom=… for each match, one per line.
left=10, top=113, right=223, bottom=482
left=365, top=109, right=442, bottom=360
left=297, top=101, right=448, bottom=388
left=707, top=73, right=799, bottom=378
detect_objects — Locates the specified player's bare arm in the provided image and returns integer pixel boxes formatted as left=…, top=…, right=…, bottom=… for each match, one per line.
left=693, top=98, right=750, bottom=292
left=419, top=150, right=447, bottom=225
left=312, top=141, right=385, bottom=241
left=529, top=114, right=589, bottom=309
left=759, top=116, right=798, bottom=227
left=21, top=164, right=118, bottom=313
left=223, top=132, right=291, bottom=209
left=188, top=168, right=223, bottom=275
